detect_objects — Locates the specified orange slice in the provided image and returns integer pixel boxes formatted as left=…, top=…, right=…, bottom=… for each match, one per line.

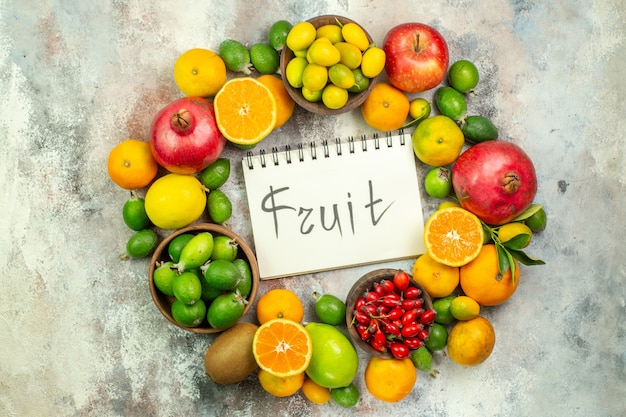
left=213, top=77, right=277, bottom=146
left=424, top=207, right=484, bottom=267
left=252, top=318, right=312, bottom=378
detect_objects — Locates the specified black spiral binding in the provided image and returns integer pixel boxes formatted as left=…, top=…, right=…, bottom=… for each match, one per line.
left=245, top=129, right=406, bottom=170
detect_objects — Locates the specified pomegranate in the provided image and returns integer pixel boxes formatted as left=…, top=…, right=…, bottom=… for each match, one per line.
left=150, top=97, right=226, bottom=174
left=452, top=141, right=537, bottom=225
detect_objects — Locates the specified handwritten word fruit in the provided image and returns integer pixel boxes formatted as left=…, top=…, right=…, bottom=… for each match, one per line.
left=173, top=48, right=226, bottom=97
left=383, top=22, right=449, bottom=93
left=107, top=139, right=158, bottom=190
left=204, top=322, right=259, bottom=385
left=150, top=97, right=226, bottom=175
left=452, top=140, right=538, bottom=225
left=304, top=322, right=358, bottom=389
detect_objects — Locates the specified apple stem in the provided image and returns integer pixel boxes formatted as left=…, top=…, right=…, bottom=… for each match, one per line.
left=414, top=33, right=421, bottom=53
left=171, top=108, right=193, bottom=133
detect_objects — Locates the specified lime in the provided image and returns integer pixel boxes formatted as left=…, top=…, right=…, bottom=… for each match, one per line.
left=167, top=233, right=195, bottom=263
left=316, top=24, right=343, bottom=44
left=199, top=158, right=230, bottom=190
left=334, top=42, right=362, bottom=69
left=172, top=271, right=203, bottom=305
left=424, top=322, right=448, bottom=351
left=330, top=383, right=360, bottom=408
left=347, top=68, right=370, bottom=93
left=285, top=56, right=308, bottom=88
left=498, top=222, right=532, bottom=248
left=171, top=299, right=207, bottom=327
left=321, top=84, right=348, bottom=109
left=250, top=43, right=280, bottom=74
left=218, top=39, right=252, bottom=74
left=302, top=63, right=328, bottom=91
left=450, top=296, right=481, bottom=320
left=122, top=192, right=150, bottom=231
left=207, top=291, right=247, bottom=329
left=435, top=86, right=467, bottom=122
left=144, top=173, right=207, bottom=230
left=525, top=207, right=547, bottom=232
left=313, top=293, right=347, bottom=326
left=448, top=59, right=479, bottom=93
left=410, top=346, right=433, bottom=372
left=432, top=295, right=456, bottom=325
left=269, top=20, right=292, bottom=51
left=302, top=86, right=323, bottom=102
left=125, top=229, right=158, bottom=258
left=174, top=232, right=214, bottom=273
left=211, top=235, right=239, bottom=261
left=328, top=63, right=355, bottom=89
left=207, top=189, right=232, bottom=224
left=233, top=258, right=253, bottom=297
left=286, top=21, right=316, bottom=52
left=153, top=261, right=177, bottom=296
left=461, top=115, right=499, bottom=143
left=203, top=259, right=242, bottom=291
left=424, top=167, right=452, bottom=199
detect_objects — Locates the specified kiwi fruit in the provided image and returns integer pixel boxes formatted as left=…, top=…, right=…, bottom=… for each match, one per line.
left=204, top=322, right=259, bottom=384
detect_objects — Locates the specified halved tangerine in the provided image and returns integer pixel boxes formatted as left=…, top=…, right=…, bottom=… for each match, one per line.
left=424, top=207, right=484, bottom=267
left=252, top=318, right=312, bottom=378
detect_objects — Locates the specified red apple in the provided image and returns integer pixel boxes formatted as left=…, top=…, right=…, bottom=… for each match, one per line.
left=382, top=23, right=449, bottom=93
left=452, top=141, right=537, bottom=226
left=150, top=97, right=226, bottom=175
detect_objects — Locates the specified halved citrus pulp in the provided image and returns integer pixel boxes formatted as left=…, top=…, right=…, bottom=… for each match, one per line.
left=424, top=207, right=484, bottom=267
left=252, top=318, right=312, bottom=378
left=213, top=77, right=277, bottom=146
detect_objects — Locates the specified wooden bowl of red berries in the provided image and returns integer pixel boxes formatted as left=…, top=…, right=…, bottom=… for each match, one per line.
left=345, top=268, right=435, bottom=359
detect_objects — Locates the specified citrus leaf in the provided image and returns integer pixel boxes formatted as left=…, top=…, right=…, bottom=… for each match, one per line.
left=511, top=204, right=542, bottom=222
left=502, top=234, right=531, bottom=250
left=495, top=244, right=510, bottom=275
left=508, top=249, right=546, bottom=266
left=400, top=115, right=427, bottom=130
left=506, top=250, right=517, bottom=284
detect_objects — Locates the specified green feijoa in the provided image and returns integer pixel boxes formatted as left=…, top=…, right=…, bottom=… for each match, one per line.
left=174, top=232, right=214, bottom=273
left=435, top=86, right=467, bottom=122
left=203, top=259, right=242, bottom=291
left=122, top=192, right=151, bottom=231
left=448, top=59, right=479, bottom=93
left=199, top=158, right=231, bottom=190
left=153, top=260, right=177, bottom=296
left=461, top=115, right=499, bottom=143
left=211, top=235, right=239, bottom=261
left=167, top=233, right=195, bottom=263
left=207, top=190, right=232, bottom=224
left=172, top=271, right=203, bottom=305
left=424, top=322, right=448, bottom=351
left=250, top=43, right=280, bottom=75
left=330, top=382, right=360, bottom=408
left=233, top=258, right=253, bottom=297
left=269, top=20, right=293, bottom=52
left=313, top=292, right=347, bottom=326
left=525, top=207, right=547, bottom=233
left=125, top=229, right=158, bottom=258
left=219, top=39, right=252, bottom=74
left=410, top=346, right=433, bottom=372
left=207, top=291, right=247, bottom=329
left=171, top=299, right=207, bottom=327
left=200, top=277, right=224, bottom=302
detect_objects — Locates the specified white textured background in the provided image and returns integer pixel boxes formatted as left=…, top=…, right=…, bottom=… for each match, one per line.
left=0, top=1, right=624, bottom=416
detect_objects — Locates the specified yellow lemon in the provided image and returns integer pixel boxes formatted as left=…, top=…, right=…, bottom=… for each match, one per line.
left=144, top=174, right=207, bottom=230
left=497, top=222, right=533, bottom=248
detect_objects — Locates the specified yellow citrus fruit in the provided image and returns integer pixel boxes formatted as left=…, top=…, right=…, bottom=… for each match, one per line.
left=341, top=22, right=370, bottom=51
left=447, top=316, right=495, bottom=366
left=302, top=63, right=328, bottom=91
left=459, top=244, right=520, bottom=306
left=301, top=376, right=331, bottom=405
left=107, top=139, right=158, bottom=190
left=438, top=201, right=461, bottom=210
left=252, top=318, right=312, bottom=377
left=286, top=21, right=317, bottom=51
left=334, top=42, right=362, bottom=69
left=364, top=357, right=416, bottom=403
left=322, top=84, right=348, bottom=110
left=173, top=48, right=226, bottom=97
left=497, top=222, right=532, bottom=248
left=213, top=77, right=277, bottom=146
left=409, top=98, right=431, bottom=121
left=412, top=252, right=460, bottom=298
left=257, top=74, right=295, bottom=129
left=258, top=368, right=305, bottom=397
left=361, top=82, right=410, bottom=132
left=412, top=115, right=464, bottom=166
left=424, top=207, right=484, bottom=267
left=449, top=295, right=481, bottom=320
left=307, top=39, right=340, bottom=66
left=144, top=174, right=207, bottom=230
left=315, top=24, right=343, bottom=43
left=285, top=56, right=308, bottom=88
left=256, top=288, right=304, bottom=324
left=360, top=46, right=386, bottom=78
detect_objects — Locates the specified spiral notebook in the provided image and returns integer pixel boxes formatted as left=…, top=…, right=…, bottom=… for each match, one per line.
left=242, top=131, right=426, bottom=280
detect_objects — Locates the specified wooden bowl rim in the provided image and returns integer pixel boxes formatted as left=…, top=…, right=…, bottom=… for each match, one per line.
left=279, top=14, right=377, bottom=116
left=345, top=268, right=434, bottom=358
left=148, top=223, right=260, bottom=334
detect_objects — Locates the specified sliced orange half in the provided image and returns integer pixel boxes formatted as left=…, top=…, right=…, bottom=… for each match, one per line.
left=213, top=77, right=277, bottom=146
left=424, top=207, right=484, bottom=267
left=252, top=318, right=312, bottom=378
